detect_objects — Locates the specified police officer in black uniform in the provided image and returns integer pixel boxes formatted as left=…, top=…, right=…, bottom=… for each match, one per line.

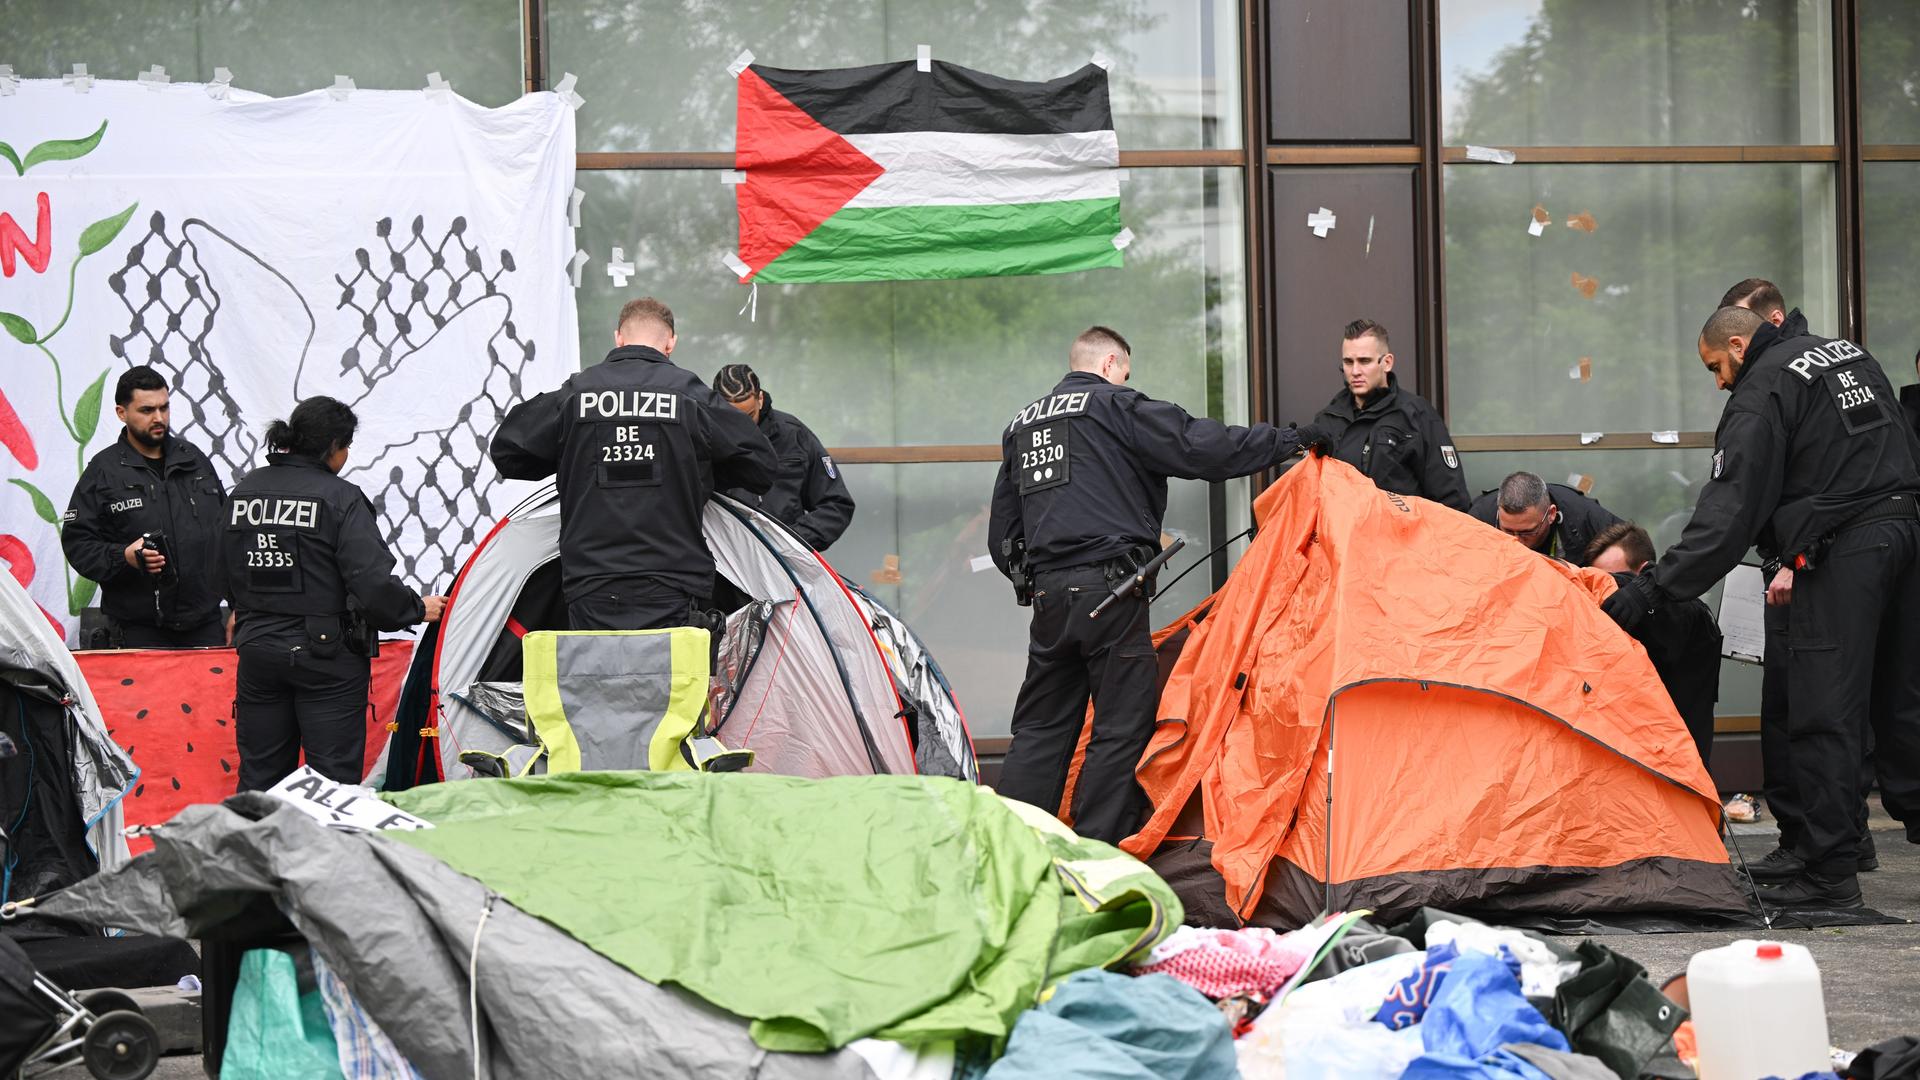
left=713, top=363, right=856, bottom=551
left=1312, top=318, right=1470, bottom=511
left=62, top=366, right=228, bottom=648
left=988, top=325, right=1327, bottom=843
left=1605, top=305, right=1920, bottom=907
left=225, top=396, right=446, bottom=790
left=1469, top=471, right=1624, bottom=566
left=1587, top=522, right=1721, bottom=766
left=491, top=297, right=776, bottom=630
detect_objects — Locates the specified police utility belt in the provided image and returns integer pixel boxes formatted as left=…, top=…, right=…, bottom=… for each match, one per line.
left=1788, top=492, right=1919, bottom=572
left=1004, top=542, right=1158, bottom=606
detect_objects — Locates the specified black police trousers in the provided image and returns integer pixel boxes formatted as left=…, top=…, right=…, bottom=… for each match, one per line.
left=234, top=643, right=371, bottom=792
left=1784, top=517, right=1920, bottom=874
left=1761, top=598, right=1872, bottom=852
left=567, top=581, right=704, bottom=632
left=995, top=564, right=1157, bottom=844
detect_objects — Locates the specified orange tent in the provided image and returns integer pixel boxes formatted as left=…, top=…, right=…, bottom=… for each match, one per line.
left=1091, top=455, right=1746, bottom=927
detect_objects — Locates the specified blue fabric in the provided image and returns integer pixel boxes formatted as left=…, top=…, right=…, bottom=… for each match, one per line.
left=984, top=970, right=1237, bottom=1080
left=1376, top=940, right=1462, bottom=1029
left=1400, top=952, right=1571, bottom=1080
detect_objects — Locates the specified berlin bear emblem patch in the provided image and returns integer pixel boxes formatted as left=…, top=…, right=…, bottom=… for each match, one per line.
left=1440, top=445, right=1458, bottom=470
left=1712, top=449, right=1725, bottom=479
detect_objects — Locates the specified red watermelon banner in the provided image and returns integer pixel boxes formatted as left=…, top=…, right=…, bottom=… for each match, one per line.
left=75, top=642, right=413, bottom=853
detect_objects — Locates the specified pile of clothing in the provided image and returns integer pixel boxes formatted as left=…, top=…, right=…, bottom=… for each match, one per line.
left=1136, top=910, right=1690, bottom=1080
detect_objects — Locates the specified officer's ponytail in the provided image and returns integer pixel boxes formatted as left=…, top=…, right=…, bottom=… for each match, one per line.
left=266, top=396, right=359, bottom=459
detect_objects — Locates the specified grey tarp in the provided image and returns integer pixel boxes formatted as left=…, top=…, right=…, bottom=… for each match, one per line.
left=0, top=572, right=135, bottom=875
left=39, top=796, right=884, bottom=1080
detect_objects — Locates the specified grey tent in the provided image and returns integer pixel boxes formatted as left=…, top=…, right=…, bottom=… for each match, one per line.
left=0, top=573, right=136, bottom=904
left=378, top=486, right=977, bottom=787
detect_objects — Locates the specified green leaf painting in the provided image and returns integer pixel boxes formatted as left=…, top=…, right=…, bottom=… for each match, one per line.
left=8, top=479, right=58, bottom=524
left=0, top=311, right=35, bottom=344
left=0, top=142, right=21, bottom=176
left=78, top=202, right=138, bottom=257
left=22, top=120, right=107, bottom=173
left=73, top=370, right=108, bottom=444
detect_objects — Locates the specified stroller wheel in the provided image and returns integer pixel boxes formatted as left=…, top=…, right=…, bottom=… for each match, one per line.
left=80, top=989, right=141, bottom=1017
left=81, top=1009, right=159, bottom=1080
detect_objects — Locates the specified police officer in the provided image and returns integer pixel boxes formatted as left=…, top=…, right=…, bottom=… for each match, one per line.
left=1311, top=319, right=1470, bottom=510
left=225, top=396, right=446, bottom=790
left=1587, top=522, right=1721, bottom=766
left=1605, top=305, right=1920, bottom=907
left=1720, top=280, right=1878, bottom=884
left=492, top=297, right=775, bottom=630
left=988, top=325, right=1327, bottom=843
left=1902, top=345, right=1919, bottom=437
left=62, top=366, right=228, bottom=648
left=1470, top=471, right=1623, bottom=566
left=713, top=363, right=855, bottom=551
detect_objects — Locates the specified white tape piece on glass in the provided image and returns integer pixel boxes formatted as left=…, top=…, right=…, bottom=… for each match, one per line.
left=916, top=44, right=932, bottom=72
left=1567, top=362, right=1584, bottom=381
left=65, top=63, right=93, bottom=93
left=206, top=66, right=234, bottom=100
left=424, top=71, right=452, bottom=100
left=1307, top=207, right=1336, bottom=238
left=1580, top=432, right=1604, bottom=445
left=1111, top=227, right=1135, bottom=251
left=1366, top=214, right=1376, bottom=256
left=1090, top=51, right=1113, bottom=70
left=719, top=170, right=747, bottom=185
left=328, top=74, right=356, bottom=101
left=1567, top=472, right=1586, bottom=488
left=969, top=554, right=996, bottom=574
left=727, top=50, right=756, bottom=78
left=138, top=64, right=170, bottom=90
left=1670, top=470, right=1690, bottom=486
left=1528, top=216, right=1548, bottom=237
left=554, top=72, right=584, bottom=110
left=567, top=249, right=590, bottom=288
left=568, top=188, right=585, bottom=228
left=722, top=251, right=752, bottom=280
left=1650, top=430, right=1680, bottom=444
left=1464, top=144, right=1517, bottom=164
left=606, top=246, right=635, bottom=288
left=0, top=65, right=17, bottom=97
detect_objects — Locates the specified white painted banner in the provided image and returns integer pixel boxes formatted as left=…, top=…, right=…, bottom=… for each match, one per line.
left=266, top=765, right=434, bottom=832
left=0, top=78, right=578, bottom=639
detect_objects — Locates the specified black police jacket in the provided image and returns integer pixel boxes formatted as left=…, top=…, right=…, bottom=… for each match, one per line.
left=988, top=370, right=1302, bottom=574
left=223, top=453, right=424, bottom=649
left=1654, top=310, right=1920, bottom=602
left=1903, top=383, right=1920, bottom=441
left=1468, top=483, right=1624, bottom=566
left=1312, top=373, right=1470, bottom=511
left=491, top=345, right=776, bottom=602
left=724, top=393, right=855, bottom=551
left=1616, top=566, right=1721, bottom=739
left=62, top=432, right=227, bottom=630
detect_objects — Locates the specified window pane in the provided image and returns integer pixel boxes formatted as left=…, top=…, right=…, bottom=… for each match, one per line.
left=1267, top=0, right=1411, bottom=142
left=834, top=462, right=1230, bottom=739
left=4, top=0, right=524, bottom=105
left=1443, top=163, right=1838, bottom=436
left=1861, top=0, right=1920, bottom=145
left=1441, top=0, right=1833, bottom=146
left=1864, top=163, right=1920, bottom=389
left=549, top=0, right=1241, bottom=152
left=573, top=167, right=1247, bottom=444
left=1459, top=448, right=1758, bottom=718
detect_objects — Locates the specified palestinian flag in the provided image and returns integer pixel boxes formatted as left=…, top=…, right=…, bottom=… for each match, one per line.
left=732, top=59, right=1126, bottom=284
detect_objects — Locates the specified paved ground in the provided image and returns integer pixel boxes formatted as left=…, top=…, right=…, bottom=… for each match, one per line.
left=145, top=803, right=1919, bottom=1077
left=1594, top=799, right=1920, bottom=1053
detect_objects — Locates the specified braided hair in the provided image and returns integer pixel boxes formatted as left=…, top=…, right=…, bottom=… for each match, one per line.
left=713, top=363, right=761, bottom=403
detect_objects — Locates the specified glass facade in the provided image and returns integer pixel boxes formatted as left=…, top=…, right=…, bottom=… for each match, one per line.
left=15, top=0, right=1918, bottom=753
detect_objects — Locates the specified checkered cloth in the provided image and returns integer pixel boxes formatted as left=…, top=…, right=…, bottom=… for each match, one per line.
left=311, top=949, right=426, bottom=1080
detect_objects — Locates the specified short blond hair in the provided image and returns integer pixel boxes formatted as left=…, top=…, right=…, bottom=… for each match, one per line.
left=617, top=296, right=675, bottom=337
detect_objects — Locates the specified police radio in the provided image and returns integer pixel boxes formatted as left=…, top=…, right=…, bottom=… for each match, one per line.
left=1001, top=536, right=1034, bottom=606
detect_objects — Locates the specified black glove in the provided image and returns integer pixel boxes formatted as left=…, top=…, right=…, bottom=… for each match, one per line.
left=1292, top=423, right=1335, bottom=458
left=1601, top=570, right=1661, bottom=633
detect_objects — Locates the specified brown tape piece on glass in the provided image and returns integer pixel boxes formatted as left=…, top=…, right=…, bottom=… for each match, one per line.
left=1573, top=474, right=1595, bottom=495
left=1571, top=272, right=1600, bottom=299
left=1531, top=203, right=1551, bottom=225
left=1578, top=356, right=1592, bottom=382
left=1566, top=211, right=1598, bottom=233
left=870, top=554, right=902, bottom=586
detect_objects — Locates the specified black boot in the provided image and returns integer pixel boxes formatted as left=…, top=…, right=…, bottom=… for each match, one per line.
left=1859, top=832, right=1879, bottom=872
left=1761, top=870, right=1863, bottom=909
left=1744, top=845, right=1805, bottom=884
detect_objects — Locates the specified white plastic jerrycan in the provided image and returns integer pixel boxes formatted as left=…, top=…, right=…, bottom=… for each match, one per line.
left=1688, top=939, right=1829, bottom=1080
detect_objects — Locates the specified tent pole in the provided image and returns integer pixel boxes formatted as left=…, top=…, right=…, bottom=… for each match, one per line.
left=1323, top=707, right=1336, bottom=916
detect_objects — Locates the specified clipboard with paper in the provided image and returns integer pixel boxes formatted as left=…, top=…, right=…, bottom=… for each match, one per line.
left=1715, top=563, right=1767, bottom=664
